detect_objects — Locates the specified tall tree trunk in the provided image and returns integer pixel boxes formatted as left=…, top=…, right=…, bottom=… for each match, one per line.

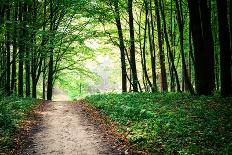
left=0, top=5, right=6, bottom=91
left=175, top=0, right=194, bottom=94
left=18, top=2, right=24, bottom=97
left=11, top=3, right=18, bottom=92
left=6, top=3, right=11, bottom=95
left=113, top=0, right=127, bottom=92
left=188, top=0, right=215, bottom=95
left=188, top=28, right=193, bottom=86
left=43, top=60, right=46, bottom=100
left=24, top=3, right=30, bottom=97
left=154, top=0, right=167, bottom=91
left=230, top=0, right=232, bottom=90
left=47, top=0, right=54, bottom=100
left=31, top=0, right=37, bottom=98
left=148, top=0, right=157, bottom=92
left=142, top=1, right=153, bottom=91
left=160, top=0, right=180, bottom=92
left=199, top=0, right=215, bottom=92
left=128, top=0, right=139, bottom=92
left=216, top=0, right=232, bottom=97
left=47, top=49, right=54, bottom=100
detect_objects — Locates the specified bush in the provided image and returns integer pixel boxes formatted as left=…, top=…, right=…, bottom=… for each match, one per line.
left=0, top=95, right=36, bottom=149
left=85, top=92, right=232, bottom=154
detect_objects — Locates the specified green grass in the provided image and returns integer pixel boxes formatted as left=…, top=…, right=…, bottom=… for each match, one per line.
left=0, top=95, right=37, bottom=150
left=85, top=93, right=232, bottom=154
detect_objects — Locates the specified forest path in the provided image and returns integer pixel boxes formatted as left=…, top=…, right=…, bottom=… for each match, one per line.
left=21, top=101, right=120, bottom=155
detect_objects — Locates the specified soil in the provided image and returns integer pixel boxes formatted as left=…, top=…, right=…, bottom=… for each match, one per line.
left=20, top=101, right=127, bottom=155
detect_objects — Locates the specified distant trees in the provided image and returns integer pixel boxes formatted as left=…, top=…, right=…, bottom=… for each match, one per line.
left=0, top=0, right=81, bottom=99
left=97, top=0, right=231, bottom=97
left=0, top=0, right=231, bottom=98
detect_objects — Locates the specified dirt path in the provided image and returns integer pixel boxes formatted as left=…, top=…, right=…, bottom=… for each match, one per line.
left=52, top=87, right=70, bottom=101
left=21, top=101, right=122, bottom=155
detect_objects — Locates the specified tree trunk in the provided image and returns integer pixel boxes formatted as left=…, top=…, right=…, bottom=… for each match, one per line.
left=142, top=1, right=153, bottom=91
left=216, top=0, right=232, bottom=97
left=128, top=0, right=139, bottom=92
left=148, top=0, right=157, bottom=92
left=11, top=3, right=18, bottom=92
left=6, top=3, right=11, bottom=95
left=199, top=0, right=215, bottom=92
left=24, top=3, right=30, bottom=97
left=160, top=0, right=181, bottom=92
left=18, top=2, right=24, bottom=97
left=175, top=0, right=194, bottom=94
left=31, top=0, right=37, bottom=98
left=188, top=0, right=215, bottom=95
left=47, top=0, right=54, bottom=100
left=154, top=0, right=168, bottom=91
left=113, top=0, right=127, bottom=92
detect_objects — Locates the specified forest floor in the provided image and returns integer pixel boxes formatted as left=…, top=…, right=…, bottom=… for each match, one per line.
left=85, top=93, right=232, bottom=154
left=0, top=87, right=131, bottom=155
left=19, top=101, right=127, bottom=155
left=3, top=91, right=231, bottom=154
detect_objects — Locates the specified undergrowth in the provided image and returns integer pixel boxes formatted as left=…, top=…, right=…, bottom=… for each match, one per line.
left=85, top=93, right=232, bottom=154
left=0, top=95, right=37, bottom=151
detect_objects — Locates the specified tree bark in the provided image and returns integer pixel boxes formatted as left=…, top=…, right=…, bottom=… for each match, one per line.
left=47, top=0, right=54, bottom=100
left=128, top=0, right=139, bottom=92
left=188, top=0, right=215, bottom=95
left=160, top=0, right=181, bottom=92
left=175, top=0, right=194, bottom=94
left=11, top=3, right=18, bottom=92
left=216, top=0, right=232, bottom=97
left=148, top=0, right=157, bottom=92
left=18, top=2, right=24, bottom=97
left=113, top=0, right=127, bottom=92
left=154, top=0, right=168, bottom=91
left=6, top=3, right=11, bottom=95
left=24, top=3, right=30, bottom=97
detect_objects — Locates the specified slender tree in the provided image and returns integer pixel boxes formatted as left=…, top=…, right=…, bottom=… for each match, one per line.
left=128, top=0, right=139, bottom=92
left=113, top=0, right=127, bottom=92
left=5, top=3, right=11, bottom=95
left=11, top=3, right=18, bottom=92
left=47, top=0, right=54, bottom=100
left=175, top=0, right=194, bottom=94
left=18, top=2, right=24, bottom=97
left=148, top=0, right=157, bottom=92
left=154, top=0, right=168, bottom=91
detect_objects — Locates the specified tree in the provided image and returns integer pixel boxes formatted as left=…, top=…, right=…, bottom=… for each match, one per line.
left=18, top=2, right=24, bottom=97
left=175, top=0, right=194, bottom=94
left=154, top=0, right=167, bottom=92
left=113, top=0, right=127, bottom=92
left=216, top=0, right=232, bottom=97
left=128, top=0, right=139, bottom=92
left=188, top=0, right=215, bottom=95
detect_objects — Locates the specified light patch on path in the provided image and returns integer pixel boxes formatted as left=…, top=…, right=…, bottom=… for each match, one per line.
left=22, top=101, right=118, bottom=155
left=52, top=87, right=70, bottom=101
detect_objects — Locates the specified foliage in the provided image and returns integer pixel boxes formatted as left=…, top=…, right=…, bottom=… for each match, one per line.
left=0, top=95, right=37, bottom=149
left=85, top=93, right=232, bottom=154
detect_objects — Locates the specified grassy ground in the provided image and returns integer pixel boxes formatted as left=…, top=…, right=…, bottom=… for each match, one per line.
left=85, top=93, right=232, bottom=154
left=0, top=95, right=37, bottom=151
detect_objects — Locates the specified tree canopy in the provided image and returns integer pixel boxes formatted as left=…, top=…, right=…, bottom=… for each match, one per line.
left=0, top=0, right=231, bottom=99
